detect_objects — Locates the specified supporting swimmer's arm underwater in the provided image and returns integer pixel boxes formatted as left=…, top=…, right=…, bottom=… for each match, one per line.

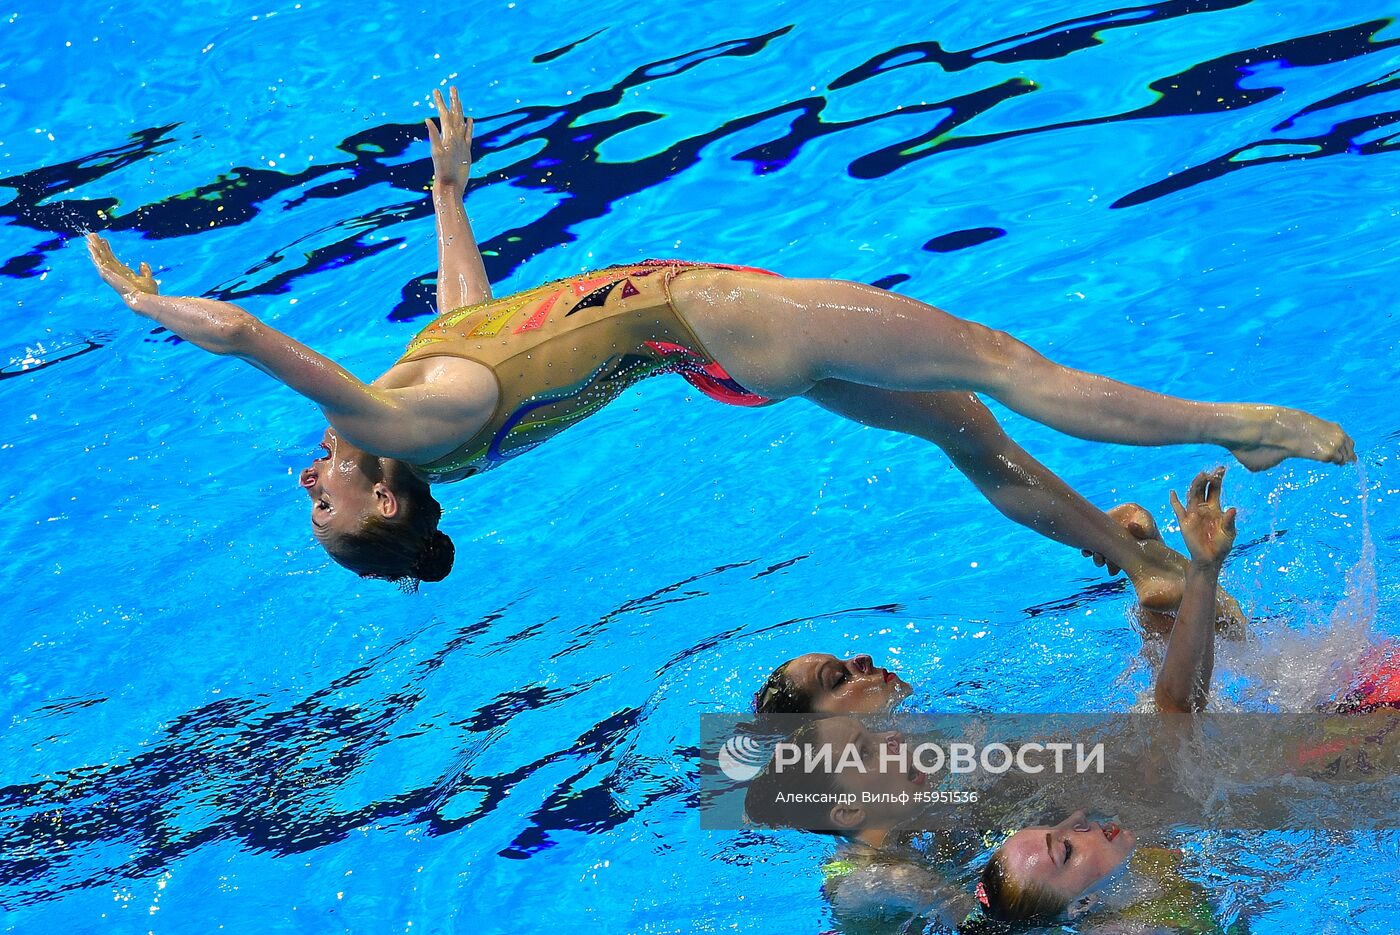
left=85, top=234, right=494, bottom=463
left=425, top=87, right=492, bottom=312
left=1154, top=467, right=1236, bottom=713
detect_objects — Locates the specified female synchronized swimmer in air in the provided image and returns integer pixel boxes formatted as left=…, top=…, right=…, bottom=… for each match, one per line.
left=87, top=88, right=1354, bottom=587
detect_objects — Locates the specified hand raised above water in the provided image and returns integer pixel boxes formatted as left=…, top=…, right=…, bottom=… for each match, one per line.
left=425, top=86, right=473, bottom=190
left=1170, top=466, right=1237, bottom=566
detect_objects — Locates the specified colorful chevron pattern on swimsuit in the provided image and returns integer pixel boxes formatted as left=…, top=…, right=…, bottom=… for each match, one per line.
left=397, top=261, right=778, bottom=482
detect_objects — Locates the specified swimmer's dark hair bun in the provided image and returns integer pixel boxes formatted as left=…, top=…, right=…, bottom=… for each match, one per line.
left=415, top=530, right=455, bottom=583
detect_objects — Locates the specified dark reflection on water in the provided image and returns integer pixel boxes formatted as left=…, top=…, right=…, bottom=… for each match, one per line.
left=0, top=560, right=851, bottom=905
left=828, top=0, right=1254, bottom=88
left=2, top=4, right=1396, bottom=347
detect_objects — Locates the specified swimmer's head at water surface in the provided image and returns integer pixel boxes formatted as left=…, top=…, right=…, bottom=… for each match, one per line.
left=299, top=427, right=455, bottom=588
left=754, top=653, right=912, bottom=715
left=975, top=809, right=1136, bottom=923
left=744, top=716, right=929, bottom=841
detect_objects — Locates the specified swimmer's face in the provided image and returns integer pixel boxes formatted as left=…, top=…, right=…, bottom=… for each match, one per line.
left=784, top=653, right=911, bottom=714
left=998, top=810, right=1136, bottom=905
left=814, top=717, right=929, bottom=830
left=299, top=428, right=397, bottom=544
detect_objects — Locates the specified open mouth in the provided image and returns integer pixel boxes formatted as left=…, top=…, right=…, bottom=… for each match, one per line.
left=1102, top=822, right=1120, bottom=842
left=884, top=671, right=897, bottom=683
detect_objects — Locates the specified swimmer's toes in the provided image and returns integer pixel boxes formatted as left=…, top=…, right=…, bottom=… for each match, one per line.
left=1230, top=411, right=1351, bottom=471
left=1316, top=421, right=1354, bottom=465
left=1340, top=433, right=1357, bottom=464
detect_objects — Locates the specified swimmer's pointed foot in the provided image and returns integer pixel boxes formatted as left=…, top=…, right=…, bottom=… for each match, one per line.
left=1100, top=499, right=1248, bottom=637
left=1121, top=508, right=1187, bottom=613
left=1227, top=407, right=1355, bottom=472
left=1079, top=503, right=1185, bottom=609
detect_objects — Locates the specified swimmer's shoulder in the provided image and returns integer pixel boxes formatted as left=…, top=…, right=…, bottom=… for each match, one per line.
left=822, top=845, right=968, bottom=925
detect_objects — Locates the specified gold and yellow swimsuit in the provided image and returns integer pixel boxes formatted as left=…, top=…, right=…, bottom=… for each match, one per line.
left=397, top=260, right=777, bottom=482
left=1107, top=848, right=1247, bottom=934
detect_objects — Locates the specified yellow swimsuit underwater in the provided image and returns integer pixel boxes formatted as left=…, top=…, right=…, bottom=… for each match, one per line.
left=397, top=260, right=776, bottom=482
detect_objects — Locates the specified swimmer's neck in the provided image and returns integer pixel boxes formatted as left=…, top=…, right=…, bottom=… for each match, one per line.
left=854, top=827, right=892, bottom=849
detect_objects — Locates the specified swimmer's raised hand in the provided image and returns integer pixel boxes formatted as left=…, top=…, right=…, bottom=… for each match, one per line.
left=425, top=86, right=473, bottom=190
left=1170, top=467, right=1237, bottom=566
left=86, top=233, right=159, bottom=299
left=86, top=234, right=254, bottom=357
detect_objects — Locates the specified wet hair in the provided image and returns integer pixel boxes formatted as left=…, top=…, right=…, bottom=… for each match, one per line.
left=754, top=660, right=817, bottom=715
left=323, top=460, right=455, bottom=589
left=974, top=847, right=1068, bottom=923
left=743, top=721, right=844, bottom=836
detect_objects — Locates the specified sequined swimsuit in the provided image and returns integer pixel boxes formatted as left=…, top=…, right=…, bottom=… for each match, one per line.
left=397, top=260, right=777, bottom=482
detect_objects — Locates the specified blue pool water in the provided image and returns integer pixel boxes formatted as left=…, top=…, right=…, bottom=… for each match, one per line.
left=3, top=0, right=1399, bottom=930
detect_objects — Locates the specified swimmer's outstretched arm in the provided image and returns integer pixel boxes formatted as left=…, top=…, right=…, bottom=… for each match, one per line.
left=426, top=87, right=492, bottom=312
left=1154, top=467, right=1236, bottom=713
left=86, top=235, right=484, bottom=461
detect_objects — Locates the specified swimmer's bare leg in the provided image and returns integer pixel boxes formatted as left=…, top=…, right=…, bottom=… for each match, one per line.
left=678, top=274, right=1355, bottom=472
left=425, top=87, right=492, bottom=311
left=804, top=380, right=1189, bottom=609
left=1096, top=502, right=1246, bottom=637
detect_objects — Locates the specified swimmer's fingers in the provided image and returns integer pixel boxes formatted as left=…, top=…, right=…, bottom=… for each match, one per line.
left=86, top=232, right=116, bottom=267
left=86, top=234, right=132, bottom=286
left=428, top=89, right=451, bottom=150
left=86, top=234, right=159, bottom=297
left=1204, top=465, right=1226, bottom=508
left=450, top=89, right=473, bottom=147
left=1079, top=549, right=1119, bottom=576
left=433, top=87, right=467, bottom=135
left=1170, top=487, right=1192, bottom=543
left=1187, top=470, right=1211, bottom=510
left=426, top=87, right=472, bottom=187
left=1172, top=482, right=1235, bottom=563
